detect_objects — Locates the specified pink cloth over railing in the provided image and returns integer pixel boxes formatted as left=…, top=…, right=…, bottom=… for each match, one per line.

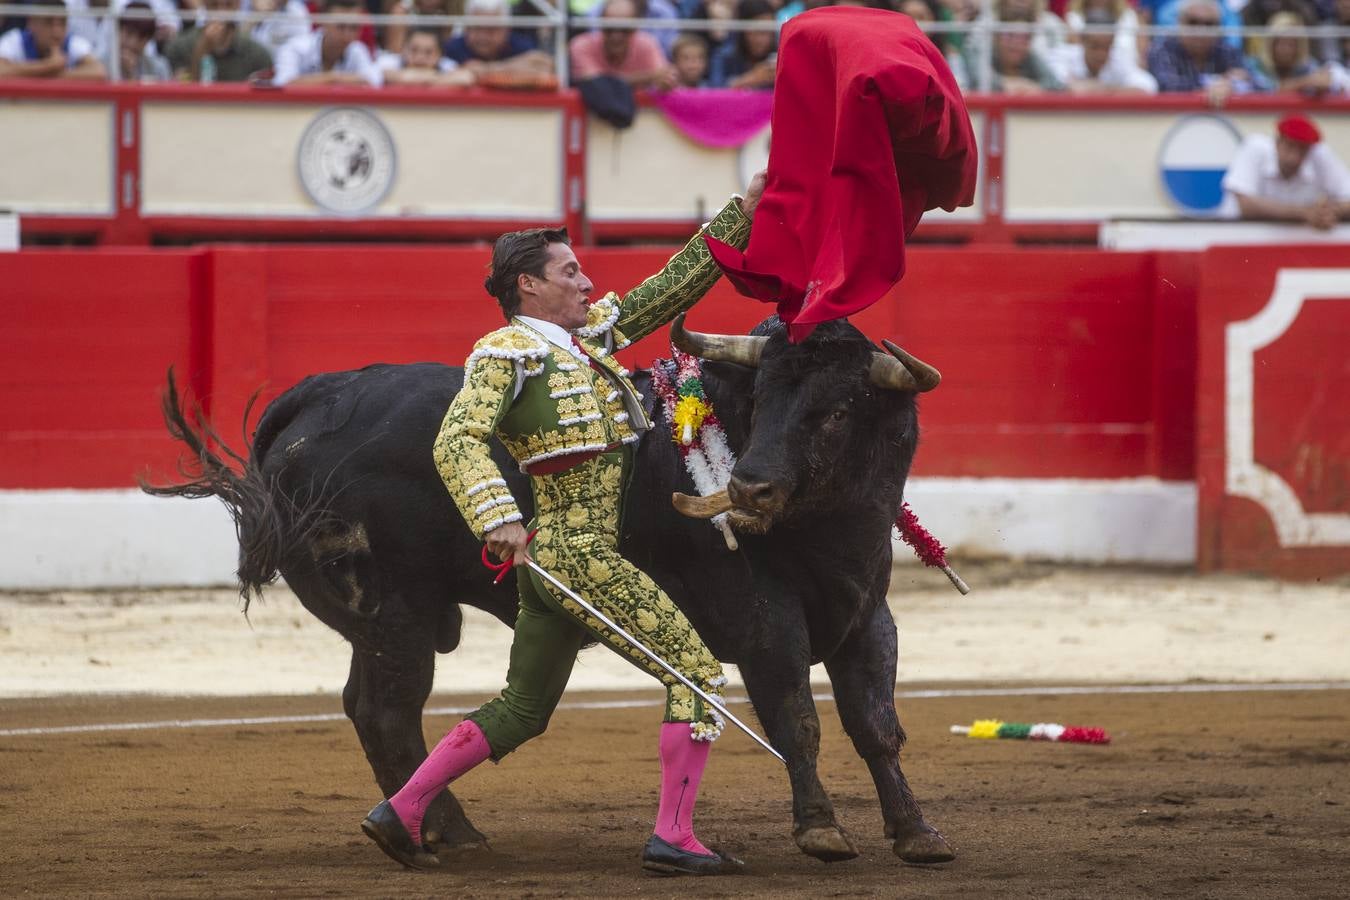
left=650, top=89, right=774, bottom=148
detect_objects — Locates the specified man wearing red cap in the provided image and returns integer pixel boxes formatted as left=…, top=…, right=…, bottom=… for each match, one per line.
left=1222, top=113, right=1350, bottom=230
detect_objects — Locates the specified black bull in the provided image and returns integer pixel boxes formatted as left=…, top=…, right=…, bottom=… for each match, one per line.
left=148, top=316, right=955, bottom=865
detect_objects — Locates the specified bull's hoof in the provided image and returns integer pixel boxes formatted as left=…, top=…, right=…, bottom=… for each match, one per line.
left=892, top=826, right=956, bottom=865
left=424, top=830, right=489, bottom=852
left=424, top=795, right=489, bottom=849
left=794, top=826, right=860, bottom=863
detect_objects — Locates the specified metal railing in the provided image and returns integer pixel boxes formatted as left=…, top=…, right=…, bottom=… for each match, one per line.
left=1, top=2, right=1348, bottom=94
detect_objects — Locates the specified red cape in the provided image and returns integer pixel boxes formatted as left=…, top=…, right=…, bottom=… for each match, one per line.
left=706, top=8, right=978, bottom=342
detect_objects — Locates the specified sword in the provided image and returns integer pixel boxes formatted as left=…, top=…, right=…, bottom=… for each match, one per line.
left=523, top=560, right=786, bottom=766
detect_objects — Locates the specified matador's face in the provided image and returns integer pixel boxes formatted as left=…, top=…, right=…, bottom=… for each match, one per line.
left=520, top=243, right=594, bottom=331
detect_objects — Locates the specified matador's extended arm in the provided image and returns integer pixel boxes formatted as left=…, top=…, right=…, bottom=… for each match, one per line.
left=611, top=198, right=752, bottom=346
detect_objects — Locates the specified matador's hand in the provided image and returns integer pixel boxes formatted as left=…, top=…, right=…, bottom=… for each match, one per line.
left=741, top=170, right=766, bottom=219
left=485, top=521, right=532, bottom=567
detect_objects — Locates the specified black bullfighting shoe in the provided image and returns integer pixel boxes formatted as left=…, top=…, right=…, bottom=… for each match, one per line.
left=640, top=835, right=746, bottom=876
left=360, top=800, right=440, bottom=870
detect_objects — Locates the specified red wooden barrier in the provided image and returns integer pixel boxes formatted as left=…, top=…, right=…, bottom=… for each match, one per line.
left=1195, top=246, right=1350, bottom=578
left=2, top=244, right=1194, bottom=489
left=4, top=250, right=204, bottom=488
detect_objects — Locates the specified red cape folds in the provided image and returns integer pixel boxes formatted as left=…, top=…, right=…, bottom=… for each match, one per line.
left=705, top=8, right=978, bottom=342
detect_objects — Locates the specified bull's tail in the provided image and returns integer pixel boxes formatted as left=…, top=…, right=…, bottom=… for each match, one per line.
left=141, top=369, right=293, bottom=607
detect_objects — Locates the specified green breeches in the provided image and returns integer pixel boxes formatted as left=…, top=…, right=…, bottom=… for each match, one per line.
left=466, top=450, right=726, bottom=760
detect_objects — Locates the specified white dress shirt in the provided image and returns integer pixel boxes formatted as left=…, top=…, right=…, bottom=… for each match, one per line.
left=273, top=29, right=383, bottom=86
left=517, top=315, right=589, bottom=362
left=0, top=27, right=94, bottom=64
left=1222, top=133, right=1350, bottom=213
left=1061, top=45, right=1158, bottom=93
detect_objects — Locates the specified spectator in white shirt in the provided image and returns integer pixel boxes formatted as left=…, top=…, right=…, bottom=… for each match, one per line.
left=273, top=0, right=383, bottom=85
left=65, top=0, right=181, bottom=58
left=248, top=0, right=312, bottom=57
left=1222, top=114, right=1350, bottom=229
left=377, top=25, right=476, bottom=84
left=0, top=0, right=106, bottom=78
left=1065, top=9, right=1158, bottom=93
left=1063, top=0, right=1140, bottom=66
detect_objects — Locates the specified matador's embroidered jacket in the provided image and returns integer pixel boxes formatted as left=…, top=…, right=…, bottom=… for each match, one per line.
left=435, top=198, right=752, bottom=539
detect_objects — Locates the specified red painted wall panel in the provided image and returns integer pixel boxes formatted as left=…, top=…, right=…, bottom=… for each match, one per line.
left=3, top=250, right=206, bottom=488
left=1149, top=252, right=1201, bottom=482
left=1, top=244, right=1194, bottom=489
left=1195, top=245, right=1350, bottom=577
left=1253, top=302, right=1350, bottom=515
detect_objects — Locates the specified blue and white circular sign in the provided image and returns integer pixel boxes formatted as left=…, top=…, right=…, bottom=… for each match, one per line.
left=1158, top=114, right=1243, bottom=216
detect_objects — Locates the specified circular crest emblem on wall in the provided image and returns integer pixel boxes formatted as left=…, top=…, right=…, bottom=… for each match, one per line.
left=297, top=107, right=397, bottom=215
left=1157, top=114, right=1243, bottom=216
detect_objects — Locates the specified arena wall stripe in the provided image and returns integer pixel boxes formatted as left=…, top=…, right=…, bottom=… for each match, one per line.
left=4, top=682, right=1345, bottom=739
left=0, top=478, right=1194, bottom=589
left=0, top=245, right=1194, bottom=488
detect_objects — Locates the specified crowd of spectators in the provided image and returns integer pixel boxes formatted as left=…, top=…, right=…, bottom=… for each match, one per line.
left=926, top=0, right=1350, bottom=96
left=0, top=0, right=1348, bottom=97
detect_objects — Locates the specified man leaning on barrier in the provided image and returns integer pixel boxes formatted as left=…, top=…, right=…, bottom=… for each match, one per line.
left=272, top=0, right=383, bottom=86
left=1223, top=113, right=1350, bottom=230
left=444, top=0, right=554, bottom=78
left=102, top=1, right=171, bottom=81
left=1147, top=0, right=1255, bottom=102
left=0, top=0, right=107, bottom=80
left=165, top=0, right=272, bottom=82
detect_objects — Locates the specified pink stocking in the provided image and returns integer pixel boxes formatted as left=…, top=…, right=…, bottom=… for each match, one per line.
left=653, top=722, right=713, bottom=855
left=387, top=719, right=491, bottom=845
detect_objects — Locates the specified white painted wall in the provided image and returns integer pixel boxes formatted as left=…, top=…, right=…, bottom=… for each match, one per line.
left=140, top=103, right=563, bottom=218
left=0, top=478, right=1196, bottom=589
left=0, top=101, right=114, bottom=215
left=1, top=490, right=238, bottom=589
left=898, top=477, right=1196, bottom=566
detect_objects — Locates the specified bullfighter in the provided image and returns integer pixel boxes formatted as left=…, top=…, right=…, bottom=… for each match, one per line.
left=360, top=174, right=765, bottom=876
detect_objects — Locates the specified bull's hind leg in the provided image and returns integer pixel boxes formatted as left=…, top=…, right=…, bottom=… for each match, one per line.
left=737, top=620, right=859, bottom=863
left=344, top=641, right=487, bottom=850
left=823, top=602, right=955, bottom=864
left=285, top=528, right=490, bottom=852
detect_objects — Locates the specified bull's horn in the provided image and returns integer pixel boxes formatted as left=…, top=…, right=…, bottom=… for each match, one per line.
left=672, top=489, right=734, bottom=519
left=869, top=340, right=942, bottom=393
left=671, top=314, right=766, bottom=368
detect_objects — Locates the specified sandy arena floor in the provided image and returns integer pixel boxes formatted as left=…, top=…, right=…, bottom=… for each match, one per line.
left=0, top=561, right=1347, bottom=897
left=2, top=561, right=1348, bottom=696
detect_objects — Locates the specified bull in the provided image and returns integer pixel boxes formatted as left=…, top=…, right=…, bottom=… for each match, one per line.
left=148, top=313, right=955, bottom=865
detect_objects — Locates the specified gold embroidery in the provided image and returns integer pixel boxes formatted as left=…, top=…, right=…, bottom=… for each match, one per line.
left=528, top=452, right=725, bottom=730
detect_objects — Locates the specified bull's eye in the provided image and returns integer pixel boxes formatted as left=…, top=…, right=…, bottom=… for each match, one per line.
left=828, top=409, right=848, bottom=424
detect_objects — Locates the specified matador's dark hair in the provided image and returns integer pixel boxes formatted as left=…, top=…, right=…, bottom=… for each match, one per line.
left=484, top=226, right=571, bottom=322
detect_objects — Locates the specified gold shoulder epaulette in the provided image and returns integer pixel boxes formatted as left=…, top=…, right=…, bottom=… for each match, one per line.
left=465, top=326, right=551, bottom=377
left=576, top=294, right=622, bottom=340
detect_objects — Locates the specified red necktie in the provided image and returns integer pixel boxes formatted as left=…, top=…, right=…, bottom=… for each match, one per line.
left=572, top=336, right=600, bottom=371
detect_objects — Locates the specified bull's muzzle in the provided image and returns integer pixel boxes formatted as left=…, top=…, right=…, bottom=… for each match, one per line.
left=670, top=476, right=784, bottom=535
left=728, top=475, right=786, bottom=515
